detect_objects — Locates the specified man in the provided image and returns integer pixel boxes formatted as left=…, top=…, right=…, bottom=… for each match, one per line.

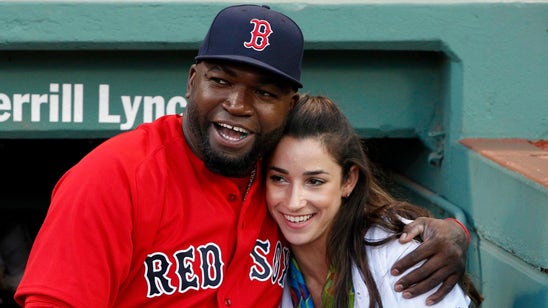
left=15, top=4, right=468, bottom=307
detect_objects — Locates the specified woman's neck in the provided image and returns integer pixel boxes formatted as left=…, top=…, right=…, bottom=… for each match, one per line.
left=291, top=243, right=329, bottom=307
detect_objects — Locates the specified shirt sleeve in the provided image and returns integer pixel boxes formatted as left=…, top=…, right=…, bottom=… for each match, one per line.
left=364, top=226, right=471, bottom=307
left=15, top=144, right=136, bottom=308
left=21, top=294, right=73, bottom=307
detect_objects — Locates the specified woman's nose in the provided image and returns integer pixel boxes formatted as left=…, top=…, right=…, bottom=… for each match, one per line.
left=286, top=185, right=306, bottom=210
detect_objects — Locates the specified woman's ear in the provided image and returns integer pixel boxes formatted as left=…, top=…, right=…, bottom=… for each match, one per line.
left=342, top=165, right=359, bottom=198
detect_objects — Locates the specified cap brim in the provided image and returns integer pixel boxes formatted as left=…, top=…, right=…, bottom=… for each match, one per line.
left=195, top=55, right=303, bottom=88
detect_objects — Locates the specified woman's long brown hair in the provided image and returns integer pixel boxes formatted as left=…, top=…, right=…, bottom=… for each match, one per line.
left=280, top=94, right=483, bottom=307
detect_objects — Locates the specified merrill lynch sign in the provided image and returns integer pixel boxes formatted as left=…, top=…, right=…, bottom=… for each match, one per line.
left=0, top=83, right=187, bottom=132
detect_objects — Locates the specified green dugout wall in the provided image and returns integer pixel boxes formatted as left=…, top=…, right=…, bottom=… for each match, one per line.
left=1, top=1, right=547, bottom=307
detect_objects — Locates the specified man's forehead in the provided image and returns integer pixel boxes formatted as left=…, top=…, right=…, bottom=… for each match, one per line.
left=200, top=60, right=294, bottom=89
left=201, top=60, right=271, bottom=75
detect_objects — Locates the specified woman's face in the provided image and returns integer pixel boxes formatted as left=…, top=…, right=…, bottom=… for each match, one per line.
left=266, top=136, right=353, bottom=249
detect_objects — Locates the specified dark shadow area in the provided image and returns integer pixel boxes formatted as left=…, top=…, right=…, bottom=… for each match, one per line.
left=0, top=138, right=105, bottom=307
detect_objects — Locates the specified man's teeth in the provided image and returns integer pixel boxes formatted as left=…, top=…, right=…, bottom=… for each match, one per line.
left=217, top=123, right=249, bottom=141
left=218, top=123, right=249, bottom=140
left=284, top=214, right=312, bottom=223
left=218, top=123, right=249, bottom=133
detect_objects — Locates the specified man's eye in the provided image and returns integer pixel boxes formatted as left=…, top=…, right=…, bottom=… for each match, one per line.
left=256, top=89, right=275, bottom=98
left=206, top=74, right=229, bottom=85
left=213, top=78, right=229, bottom=85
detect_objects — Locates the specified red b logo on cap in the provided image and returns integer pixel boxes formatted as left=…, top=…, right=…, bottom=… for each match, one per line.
left=244, top=19, right=273, bottom=51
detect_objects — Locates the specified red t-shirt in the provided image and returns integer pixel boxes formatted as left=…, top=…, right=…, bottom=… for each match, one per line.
left=15, top=115, right=289, bottom=307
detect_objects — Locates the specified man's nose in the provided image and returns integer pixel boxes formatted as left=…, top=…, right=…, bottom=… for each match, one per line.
left=223, top=88, right=252, bottom=116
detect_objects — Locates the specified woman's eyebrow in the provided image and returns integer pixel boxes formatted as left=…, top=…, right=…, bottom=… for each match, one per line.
left=303, top=170, right=328, bottom=176
left=269, top=166, right=288, bottom=174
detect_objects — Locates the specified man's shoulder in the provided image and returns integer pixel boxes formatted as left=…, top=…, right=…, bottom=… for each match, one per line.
left=103, top=114, right=185, bottom=153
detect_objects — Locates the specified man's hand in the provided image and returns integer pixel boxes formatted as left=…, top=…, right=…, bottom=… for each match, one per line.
left=391, top=217, right=469, bottom=305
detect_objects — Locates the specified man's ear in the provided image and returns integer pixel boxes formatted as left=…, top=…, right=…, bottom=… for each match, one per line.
left=186, top=64, right=198, bottom=98
left=289, top=92, right=300, bottom=110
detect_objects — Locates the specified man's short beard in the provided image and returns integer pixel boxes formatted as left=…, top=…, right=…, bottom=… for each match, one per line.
left=202, top=126, right=284, bottom=178
left=183, top=100, right=286, bottom=178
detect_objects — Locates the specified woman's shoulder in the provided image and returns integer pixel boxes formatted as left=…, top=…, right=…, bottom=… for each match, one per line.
left=360, top=224, right=471, bottom=307
left=364, top=224, right=421, bottom=269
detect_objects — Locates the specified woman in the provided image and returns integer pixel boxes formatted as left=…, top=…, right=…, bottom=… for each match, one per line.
left=265, top=95, right=483, bottom=307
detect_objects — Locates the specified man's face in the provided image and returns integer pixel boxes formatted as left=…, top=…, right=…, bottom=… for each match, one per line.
left=184, top=61, right=298, bottom=177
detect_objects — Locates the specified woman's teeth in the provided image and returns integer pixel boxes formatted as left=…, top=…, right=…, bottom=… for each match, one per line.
left=284, top=214, right=312, bottom=223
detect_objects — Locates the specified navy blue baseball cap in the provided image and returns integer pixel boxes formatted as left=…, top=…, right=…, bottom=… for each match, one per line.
left=196, top=4, right=303, bottom=88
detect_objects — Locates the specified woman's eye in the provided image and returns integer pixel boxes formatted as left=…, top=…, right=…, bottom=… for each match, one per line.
left=308, top=178, right=324, bottom=186
left=269, top=174, right=285, bottom=183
